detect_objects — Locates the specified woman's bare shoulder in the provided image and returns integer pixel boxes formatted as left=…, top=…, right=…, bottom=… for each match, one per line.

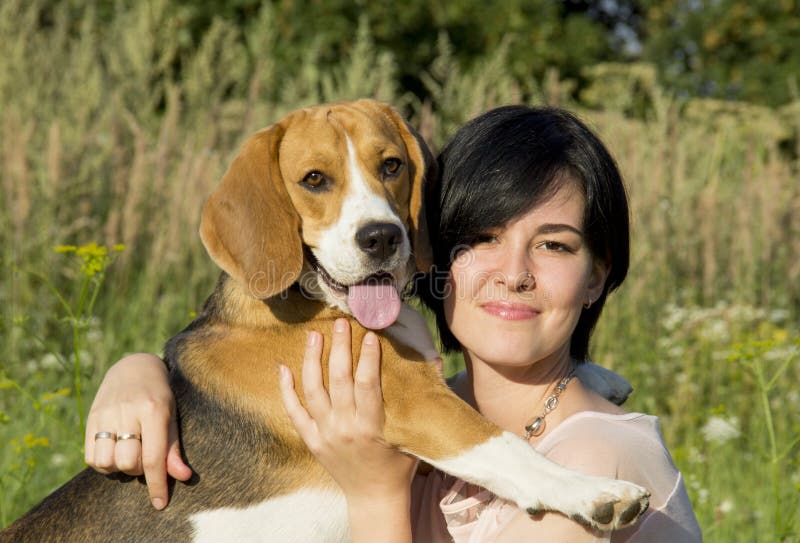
left=570, top=378, right=628, bottom=416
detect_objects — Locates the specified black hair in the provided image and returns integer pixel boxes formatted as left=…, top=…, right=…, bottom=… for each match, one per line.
left=418, top=106, right=630, bottom=360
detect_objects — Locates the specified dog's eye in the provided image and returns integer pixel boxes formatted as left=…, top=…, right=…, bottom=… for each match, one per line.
left=301, top=171, right=329, bottom=190
left=382, top=158, right=403, bottom=178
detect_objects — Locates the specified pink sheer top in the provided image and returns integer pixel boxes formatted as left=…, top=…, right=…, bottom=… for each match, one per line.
left=410, top=412, right=702, bottom=542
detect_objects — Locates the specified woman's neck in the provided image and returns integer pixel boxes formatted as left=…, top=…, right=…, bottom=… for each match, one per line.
left=455, top=347, right=575, bottom=435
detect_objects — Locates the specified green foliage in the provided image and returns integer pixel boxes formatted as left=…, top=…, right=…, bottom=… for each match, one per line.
left=641, top=0, right=800, bottom=106
left=418, top=33, right=537, bottom=148
left=580, top=62, right=661, bottom=118
left=730, top=335, right=800, bottom=539
left=170, top=0, right=614, bottom=102
left=1, top=243, right=123, bottom=524
left=598, top=303, right=800, bottom=541
left=159, top=0, right=800, bottom=107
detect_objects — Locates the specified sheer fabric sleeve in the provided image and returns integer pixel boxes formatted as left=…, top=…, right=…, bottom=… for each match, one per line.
left=410, top=413, right=701, bottom=543
left=496, top=413, right=702, bottom=543
left=492, top=418, right=624, bottom=543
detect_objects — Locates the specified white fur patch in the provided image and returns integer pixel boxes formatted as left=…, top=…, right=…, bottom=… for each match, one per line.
left=314, top=135, right=408, bottom=285
left=415, top=431, right=648, bottom=524
left=416, top=432, right=567, bottom=511
left=189, top=488, right=349, bottom=543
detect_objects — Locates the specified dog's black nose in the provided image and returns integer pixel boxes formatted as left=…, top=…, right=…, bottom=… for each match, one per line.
left=356, top=222, right=403, bottom=260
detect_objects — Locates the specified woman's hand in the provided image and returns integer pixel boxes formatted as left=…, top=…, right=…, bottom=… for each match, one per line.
left=84, top=353, right=192, bottom=509
left=279, top=319, right=417, bottom=542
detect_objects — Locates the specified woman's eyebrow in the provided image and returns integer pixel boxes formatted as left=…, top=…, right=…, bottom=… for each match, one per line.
left=536, top=223, right=584, bottom=236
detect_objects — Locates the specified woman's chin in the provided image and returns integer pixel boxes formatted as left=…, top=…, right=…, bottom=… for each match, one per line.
left=470, top=346, right=542, bottom=368
left=466, top=338, right=569, bottom=369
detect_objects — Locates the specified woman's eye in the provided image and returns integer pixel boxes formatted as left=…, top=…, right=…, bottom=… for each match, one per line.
left=301, top=171, right=329, bottom=190
left=540, top=241, right=571, bottom=252
left=382, top=158, right=403, bottom=178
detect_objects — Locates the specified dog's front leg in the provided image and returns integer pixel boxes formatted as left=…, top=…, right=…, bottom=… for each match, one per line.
left=382, top=363, right=649, bottom=531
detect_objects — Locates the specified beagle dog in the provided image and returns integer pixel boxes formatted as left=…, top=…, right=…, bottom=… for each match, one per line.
left=2, top=100, right=648, bottom=542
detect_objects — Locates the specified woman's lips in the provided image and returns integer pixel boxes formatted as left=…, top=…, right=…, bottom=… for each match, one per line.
left=480, top=302, right=540, bottom=321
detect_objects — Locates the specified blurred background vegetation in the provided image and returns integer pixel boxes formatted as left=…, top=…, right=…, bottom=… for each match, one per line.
left=1, top=0, right=798, bottom=540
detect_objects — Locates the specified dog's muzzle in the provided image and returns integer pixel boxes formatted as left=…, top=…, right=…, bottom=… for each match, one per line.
left=304, top=247, right=403, bottom=330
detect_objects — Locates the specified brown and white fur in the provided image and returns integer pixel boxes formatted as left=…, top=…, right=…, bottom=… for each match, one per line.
left=1, top=100, right=648, bottom=542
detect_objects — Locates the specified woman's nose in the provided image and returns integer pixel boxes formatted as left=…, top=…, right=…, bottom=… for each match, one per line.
left=494, top=251, right=535, bottom=292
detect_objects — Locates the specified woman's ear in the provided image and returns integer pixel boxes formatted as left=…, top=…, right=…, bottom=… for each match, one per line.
left=586, top=258, right=611, bottom=305
left=199, top=123, right=303, bottom=298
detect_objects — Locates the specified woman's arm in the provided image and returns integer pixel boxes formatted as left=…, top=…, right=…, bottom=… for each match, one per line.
left=84, top=353, right=191, bottom=509
left=279, top=319, right=418, bottom=543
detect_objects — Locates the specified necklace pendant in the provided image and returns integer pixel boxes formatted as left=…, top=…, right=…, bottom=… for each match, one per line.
left=523, top=368, right=576, bottom=439
left=525, top=416, right=545, bottom=438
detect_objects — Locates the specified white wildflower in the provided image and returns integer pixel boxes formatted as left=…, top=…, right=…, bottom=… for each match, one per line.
left=687, top=446, right=706, bottom=464
left=767, top=343, right=798, bottom=362
left=86, top=328, right=104, bottom=343
left=768, top=309, right=789, bottom=323
left=662, top=304, right=686, bottom=332
left=68, top=349, right=93, bottom=367
left=717, top=499, right=734, bottom=514
left=701, top=415, right=740, bottom=444
left=51, top=453, right=67, bottom=467
left=657, top=337, right=673, bottom=349
left=699, top=318, right=729, bottom=343
left=40, top=353, right=60, bottom=370
left=668, top=345, right=685, bottom=358
left=728, top=304, right=763, bottom=323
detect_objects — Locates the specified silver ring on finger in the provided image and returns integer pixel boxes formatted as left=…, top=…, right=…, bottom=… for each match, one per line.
left=94, top=431, right=117, bottom=440
left=116, top=433, right=142, bottom=442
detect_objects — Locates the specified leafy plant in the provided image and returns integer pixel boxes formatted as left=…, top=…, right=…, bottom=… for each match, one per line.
left=0, top=243, right=122, bottom=523
left=729, top=335, right=800, bottom=540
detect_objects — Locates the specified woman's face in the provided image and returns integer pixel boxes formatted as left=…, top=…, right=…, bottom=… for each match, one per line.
left=443, top=180, right=608, bottom=369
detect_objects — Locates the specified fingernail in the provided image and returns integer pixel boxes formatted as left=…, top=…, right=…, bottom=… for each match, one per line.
left=334, top=319, right=347, bottom=333
left=364, top=332, right=377, bottom=345
left=152, top=498, right=164, bottom=509
left=307, top=331, right=320, bottom=346
left=278, top=364, right=290, bottom=381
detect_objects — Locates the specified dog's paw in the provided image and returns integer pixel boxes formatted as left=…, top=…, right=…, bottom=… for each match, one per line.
left=577, top=483, right=649, bottom=530
left=528, top=478, right=650, bottom=531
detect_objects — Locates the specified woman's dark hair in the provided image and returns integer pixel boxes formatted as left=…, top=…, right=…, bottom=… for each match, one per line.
left=418, top=106, right=630, bottom=361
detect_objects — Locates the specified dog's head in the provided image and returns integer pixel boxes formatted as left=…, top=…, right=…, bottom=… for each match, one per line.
left=200, top=99, right=434, bottom=329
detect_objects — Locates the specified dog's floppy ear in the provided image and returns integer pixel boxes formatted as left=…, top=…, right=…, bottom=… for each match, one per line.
left=200, top=124, right=303, bottom=298
left=378, top=104, right=435, bottom=272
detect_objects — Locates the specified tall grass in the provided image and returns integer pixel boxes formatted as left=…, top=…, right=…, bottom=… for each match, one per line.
left=1, top=2, right=798, bottom=539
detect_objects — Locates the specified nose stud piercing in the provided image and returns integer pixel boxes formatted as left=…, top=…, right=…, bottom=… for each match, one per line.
left=520, top=272, right=536, bottom=290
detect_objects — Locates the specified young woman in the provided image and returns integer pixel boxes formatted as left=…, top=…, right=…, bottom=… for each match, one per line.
left=86, top=106, right=701, bottom=541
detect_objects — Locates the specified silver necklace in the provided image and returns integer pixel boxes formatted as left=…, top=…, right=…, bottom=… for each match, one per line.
left=524, top=370, right=576, bottom=439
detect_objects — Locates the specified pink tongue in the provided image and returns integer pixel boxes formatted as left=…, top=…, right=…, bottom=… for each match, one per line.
left=347, top=282, right=401, bottom=329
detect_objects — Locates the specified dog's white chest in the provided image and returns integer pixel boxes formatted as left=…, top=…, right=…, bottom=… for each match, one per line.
left=189, top=488, right=349, bottom=543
